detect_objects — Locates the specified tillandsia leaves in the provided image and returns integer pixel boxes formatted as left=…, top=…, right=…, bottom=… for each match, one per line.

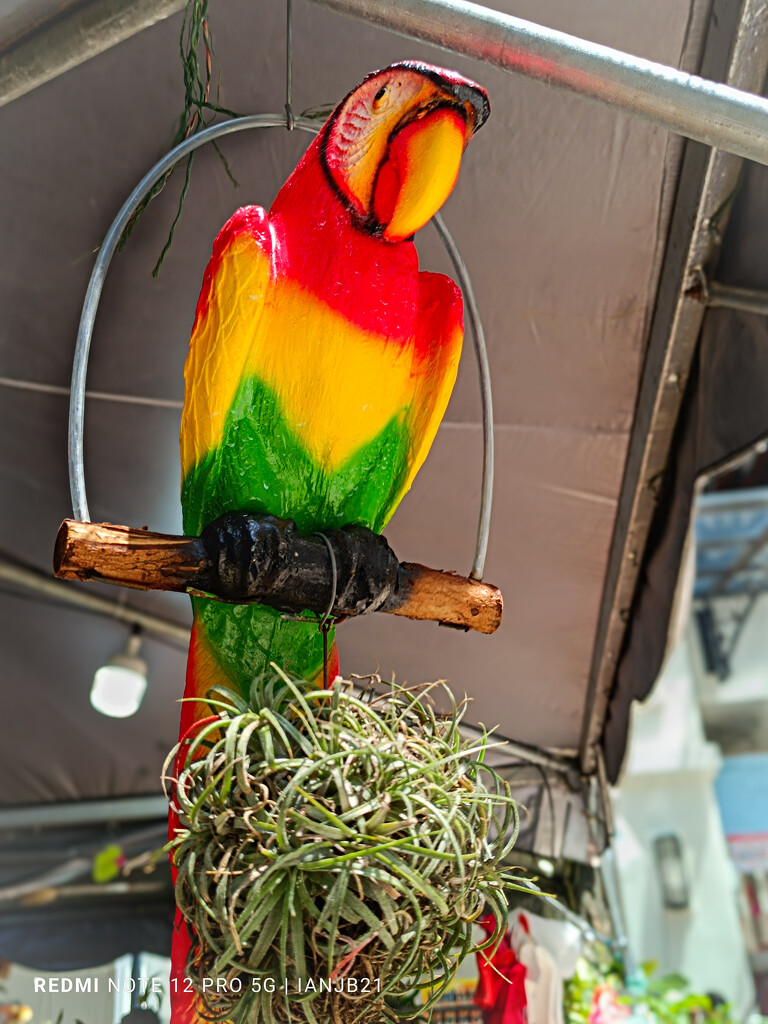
left=163, top=671, right=525, bottom=1024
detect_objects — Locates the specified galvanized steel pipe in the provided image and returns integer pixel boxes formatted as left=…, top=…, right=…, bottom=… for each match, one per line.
left=0, top=557, right=190, bottom=645
left=0, top=0, right=186, bottom=108
left=5, top=0, right=768, bottom=164
left=707, top=281, right=768, bottom=316
left=307, top=0, right=768, bottom=166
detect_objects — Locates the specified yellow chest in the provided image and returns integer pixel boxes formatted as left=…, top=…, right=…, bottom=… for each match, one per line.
left=181, top=232, right=419, bottom=476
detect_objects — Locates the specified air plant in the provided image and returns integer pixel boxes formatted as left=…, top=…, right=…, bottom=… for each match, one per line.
left=164, top=670, right=523, bottom=1024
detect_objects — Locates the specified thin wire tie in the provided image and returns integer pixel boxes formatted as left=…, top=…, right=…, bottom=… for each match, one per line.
left=285, top=0, right=295, bottom=130
left=315, top=532, right=337, bottom=688
left=315, top=532, right=338, bottom=629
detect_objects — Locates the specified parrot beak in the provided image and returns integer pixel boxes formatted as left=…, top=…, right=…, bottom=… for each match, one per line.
left=322, top=64, right=489, bottom=239
left=374, top=107, right=467, bottom=242
left=373, top=76, right=488, bottom=242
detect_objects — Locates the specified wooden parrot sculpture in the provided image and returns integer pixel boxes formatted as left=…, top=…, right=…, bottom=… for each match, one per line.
left=171, top=61, right=489, bottom=1023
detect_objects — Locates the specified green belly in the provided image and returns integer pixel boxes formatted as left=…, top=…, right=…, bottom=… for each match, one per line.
left=182, top=373, right=413, bottom=690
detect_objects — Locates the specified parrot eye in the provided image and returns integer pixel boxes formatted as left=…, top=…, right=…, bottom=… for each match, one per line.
left=372, top=85, right=390, bottom=111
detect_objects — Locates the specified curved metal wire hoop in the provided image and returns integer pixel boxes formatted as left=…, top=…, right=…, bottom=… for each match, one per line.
left=68, top=114, right=494, bottom=578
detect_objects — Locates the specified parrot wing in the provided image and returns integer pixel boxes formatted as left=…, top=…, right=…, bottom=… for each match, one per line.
left=386, top=269, right=464, bottom=519
left=181, top=213, right=464, bottom=539
left=180, top=205, right=274, bottom=528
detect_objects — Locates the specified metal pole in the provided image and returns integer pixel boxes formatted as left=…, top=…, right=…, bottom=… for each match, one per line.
left=0, top=795, right=170, bottom=830
left=0, top=0, right=186, bottom=108
left=0, top=557, right=190, bottom=645
left=707, top=281, right=768, bottom=316
left=307, top=0, right=768, bottom=166
left=6, top=0, right=768, bottom=166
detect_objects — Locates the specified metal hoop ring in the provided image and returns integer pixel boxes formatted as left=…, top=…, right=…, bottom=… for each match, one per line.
left=67, top=114, right=494, bottom=578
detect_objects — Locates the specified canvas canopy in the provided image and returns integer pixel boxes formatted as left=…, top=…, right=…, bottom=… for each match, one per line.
left=0, top=0, right=767, bottom=964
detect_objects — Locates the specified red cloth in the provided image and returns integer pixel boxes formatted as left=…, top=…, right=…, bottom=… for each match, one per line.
left=474, top=916, right=528, bottom=1024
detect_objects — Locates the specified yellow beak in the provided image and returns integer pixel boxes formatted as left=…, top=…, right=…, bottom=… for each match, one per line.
left=373, top=107, right=467, bottom=242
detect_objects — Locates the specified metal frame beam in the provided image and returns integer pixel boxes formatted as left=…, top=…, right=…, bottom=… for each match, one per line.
left=0, top=556, right=189, bottom=645
left=706, top=281, right=768, bottom=316
left=2, top=0, right=768, bottom=170
left=697, top=566, right=768, bottom=577
left=693, top=589, right=768, bottom=602
left=0, top=794, right=169, bottom=830
left=307, top=0, right=768, bottom=165
left=695, top=493, right=768, bottom=516
left=0, top=0, right=185, bottom=108
left=710, top=524, right=768, bottom=595
left=579, top=0, right=768, bottom=773
left=698, top=535, right=768, bottom=550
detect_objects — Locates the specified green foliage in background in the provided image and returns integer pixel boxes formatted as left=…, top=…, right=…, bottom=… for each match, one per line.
left=564, top=957, right=737, bottom=1024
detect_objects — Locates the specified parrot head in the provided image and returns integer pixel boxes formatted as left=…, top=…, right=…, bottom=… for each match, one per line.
left=321, top=61, right=489, bottom=242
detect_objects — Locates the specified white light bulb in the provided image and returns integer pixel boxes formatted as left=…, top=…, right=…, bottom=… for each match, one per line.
left=90, top=634, right=147, bottom=718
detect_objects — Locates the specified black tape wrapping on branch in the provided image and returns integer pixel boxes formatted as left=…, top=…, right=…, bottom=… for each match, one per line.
left=198, top=512, right=401, bottom=616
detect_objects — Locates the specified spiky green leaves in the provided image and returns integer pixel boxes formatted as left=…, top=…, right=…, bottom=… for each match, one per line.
left=165, top=671, right=521, bottom=1024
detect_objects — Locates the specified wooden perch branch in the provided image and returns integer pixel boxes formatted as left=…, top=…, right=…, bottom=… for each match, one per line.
left=54, top=515, right=503, bottom=634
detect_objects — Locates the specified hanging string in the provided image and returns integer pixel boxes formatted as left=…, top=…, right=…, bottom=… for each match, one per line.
left=118, top=0, right=240, bottom=273
left=315, top=532, right=338, bottom=688
left=315, top=533, right=338, bottom=631
left=321, top=622, right=331, bottom=688
left=285, top=0, right=295, bottom=130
